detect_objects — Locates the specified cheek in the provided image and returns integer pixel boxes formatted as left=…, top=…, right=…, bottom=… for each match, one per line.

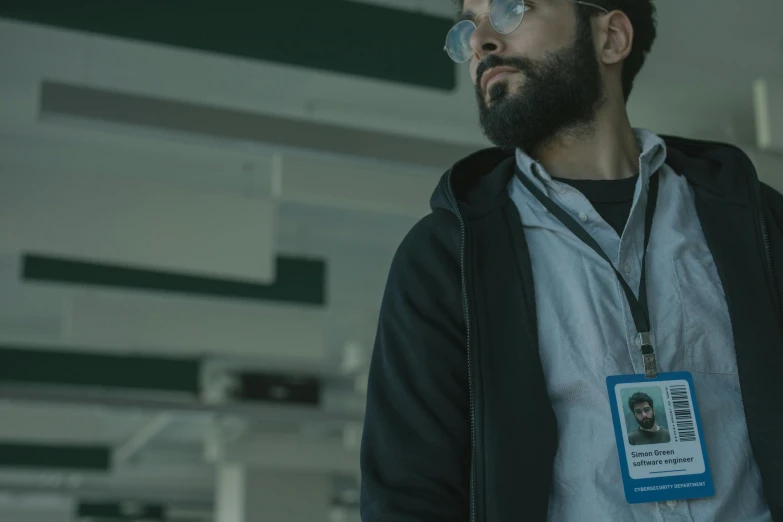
left=506, top=18, right=574, bottom=59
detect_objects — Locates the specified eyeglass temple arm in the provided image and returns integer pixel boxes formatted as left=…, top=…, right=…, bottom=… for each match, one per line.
left=572, top=1, right=610, bottom=14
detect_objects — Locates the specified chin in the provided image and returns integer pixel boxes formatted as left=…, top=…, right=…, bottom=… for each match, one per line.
left=487, top=79, right=522, bottom=102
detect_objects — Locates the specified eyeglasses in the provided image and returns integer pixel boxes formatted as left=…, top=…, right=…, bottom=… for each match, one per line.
left=444, top=0, right=610, bottom=63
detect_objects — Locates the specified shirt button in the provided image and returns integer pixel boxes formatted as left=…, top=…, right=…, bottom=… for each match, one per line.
left=578, top=212, right=588, bottom=222
left=666, top=500, right=678, bottom=508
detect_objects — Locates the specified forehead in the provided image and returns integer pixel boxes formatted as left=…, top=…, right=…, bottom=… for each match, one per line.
left=459, top=0, right=556, bottom=21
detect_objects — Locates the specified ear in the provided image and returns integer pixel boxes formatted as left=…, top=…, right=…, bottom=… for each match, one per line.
left=598, top=10, right=633, bottom=66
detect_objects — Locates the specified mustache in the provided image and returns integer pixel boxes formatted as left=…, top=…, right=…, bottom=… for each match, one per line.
left=476, top=55, right=535, bottom=88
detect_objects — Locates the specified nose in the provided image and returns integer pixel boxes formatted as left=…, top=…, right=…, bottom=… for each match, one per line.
left=472, top=12, right=491, bottom=29
left=469, top=13, right=506, bottom=61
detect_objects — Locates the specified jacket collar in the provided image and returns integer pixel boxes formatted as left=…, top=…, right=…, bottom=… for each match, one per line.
left=662, top=135, right=757, bottom=204
left=431, top=133, right=758, bottom=216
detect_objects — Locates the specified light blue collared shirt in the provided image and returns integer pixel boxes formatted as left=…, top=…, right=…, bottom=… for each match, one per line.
left=508, top=129, right=771, bottom=522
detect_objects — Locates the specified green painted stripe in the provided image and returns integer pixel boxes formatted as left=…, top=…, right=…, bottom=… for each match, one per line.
left=0, top=0, right=455, bottom=90
left=23, top=254, right=327, bottom=306
left=78, top=502, right=165, bottom=520
left=0, top=345, right=200, bottom=393
left=0, top=443, right=110, bottom=471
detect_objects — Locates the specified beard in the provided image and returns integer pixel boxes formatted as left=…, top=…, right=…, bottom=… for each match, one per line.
left=637, top=414, right=656, bottom=430
left=475, top=15, right=606, bottom=155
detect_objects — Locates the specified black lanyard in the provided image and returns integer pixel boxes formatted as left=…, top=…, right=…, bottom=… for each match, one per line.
left=517, top=169, right=661, bottom=378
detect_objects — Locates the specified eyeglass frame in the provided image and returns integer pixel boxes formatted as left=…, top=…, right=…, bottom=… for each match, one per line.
left=444, top=0, right=611, bottom=63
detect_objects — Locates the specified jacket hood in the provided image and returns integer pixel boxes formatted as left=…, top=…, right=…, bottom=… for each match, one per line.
left=430, top=135, right=760, bottom=216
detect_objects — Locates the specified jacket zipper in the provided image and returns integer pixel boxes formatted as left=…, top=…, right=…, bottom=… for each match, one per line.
left=446, top=169, right=477, bottom=522
left=753, top=178, right=783, bottom=336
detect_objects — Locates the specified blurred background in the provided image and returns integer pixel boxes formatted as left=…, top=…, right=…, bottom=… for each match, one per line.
left=0, top=0, right=782, bottom=521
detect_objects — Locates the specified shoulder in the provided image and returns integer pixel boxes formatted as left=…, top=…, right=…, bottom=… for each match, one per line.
left=381, top=210, right=463, bottom=313
left=392, top=210, right=461, bottom=274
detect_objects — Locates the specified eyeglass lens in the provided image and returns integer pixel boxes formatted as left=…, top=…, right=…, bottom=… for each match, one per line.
left=445, top=0, right=527, bottom=63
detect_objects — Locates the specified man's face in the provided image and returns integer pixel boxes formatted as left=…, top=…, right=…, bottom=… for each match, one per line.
left=633, top=402, right=656, bottom=429
left=463, top=0, right=606, bottom=154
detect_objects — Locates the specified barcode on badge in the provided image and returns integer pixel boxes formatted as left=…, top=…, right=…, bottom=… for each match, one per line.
left=669, top=384, right=696, bottom=442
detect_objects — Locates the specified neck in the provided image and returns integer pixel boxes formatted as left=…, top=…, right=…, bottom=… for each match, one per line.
left=532, top=98, right=640, bottom=181
left=640, top=423, right=659, bottom=433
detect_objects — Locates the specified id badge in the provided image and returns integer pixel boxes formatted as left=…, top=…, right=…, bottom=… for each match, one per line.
left=606, top=371, right=714, bottom=504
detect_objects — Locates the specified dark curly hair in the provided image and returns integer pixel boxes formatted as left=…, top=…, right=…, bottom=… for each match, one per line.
left=451, top=0, right=657, bottom=102
left=628, top=391, right=654, bottom=413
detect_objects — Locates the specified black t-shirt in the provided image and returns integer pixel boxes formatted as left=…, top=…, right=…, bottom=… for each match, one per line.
left=553, top=175, right=639, bottom=237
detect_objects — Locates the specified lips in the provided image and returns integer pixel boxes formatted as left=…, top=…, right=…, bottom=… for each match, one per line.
left=481, top=67, right=518, bottom=93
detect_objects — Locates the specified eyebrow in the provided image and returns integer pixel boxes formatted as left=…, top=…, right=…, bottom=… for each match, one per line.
left=457, top=0, right=546, bottom=22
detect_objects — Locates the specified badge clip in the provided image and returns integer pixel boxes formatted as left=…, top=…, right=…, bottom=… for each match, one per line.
left=637, top=332, right=657, bottom=378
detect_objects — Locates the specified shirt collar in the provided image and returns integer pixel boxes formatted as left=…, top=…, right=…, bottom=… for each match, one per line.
left=514, top=128, right=668, bottom=189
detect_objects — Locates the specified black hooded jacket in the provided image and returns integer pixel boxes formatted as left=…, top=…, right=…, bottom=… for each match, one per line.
left=360, top=136, right=783, bottom=522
